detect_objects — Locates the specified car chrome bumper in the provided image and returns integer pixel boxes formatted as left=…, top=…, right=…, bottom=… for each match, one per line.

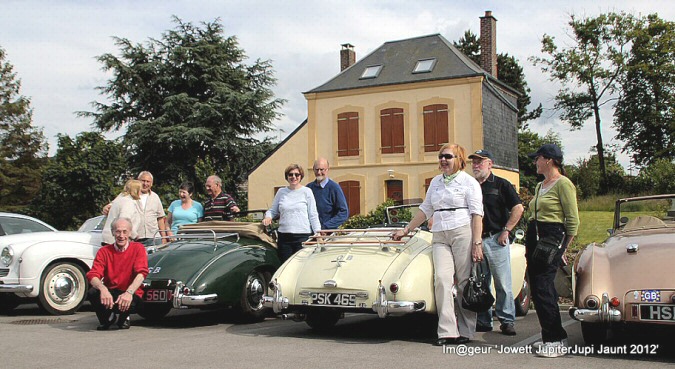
left=263, top=279, right=289, bottom=313
left=372, top=282, right=425, bottom=318
left=171, top=281, right=218, bottom=308
left=569, top=292, right=622, bottom=323
left=0, top=284, right=33, bottom=293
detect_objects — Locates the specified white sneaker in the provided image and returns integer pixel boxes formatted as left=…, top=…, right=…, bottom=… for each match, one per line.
left=535, top=341, right=567, bottom=358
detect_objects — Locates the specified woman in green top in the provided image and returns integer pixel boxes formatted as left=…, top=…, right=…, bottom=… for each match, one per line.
left=526, top=144, right=579, bottom=358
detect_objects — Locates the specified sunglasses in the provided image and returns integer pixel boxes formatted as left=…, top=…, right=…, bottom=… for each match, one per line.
left=287, top=173, right=301, bottom=178
left=438, top=154, right=456, bottom=160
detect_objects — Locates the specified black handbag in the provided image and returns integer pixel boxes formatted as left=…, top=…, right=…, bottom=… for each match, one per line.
left=531, top=183, right=565, bottom=265
left=532, top=234, right=563, bottom=264
left=461, top=261, right=495, bottom=313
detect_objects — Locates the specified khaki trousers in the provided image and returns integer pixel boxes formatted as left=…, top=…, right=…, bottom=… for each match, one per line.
left=432, top=224, right=477, bottom=339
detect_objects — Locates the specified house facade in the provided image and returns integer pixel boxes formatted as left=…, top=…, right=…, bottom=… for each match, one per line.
left=248, top=11, right=520, bottom=217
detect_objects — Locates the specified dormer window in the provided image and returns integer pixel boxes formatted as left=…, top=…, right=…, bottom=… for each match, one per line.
left=413, top=58, right=436, bottom=73
left=360, top=65, right=382, bottom=79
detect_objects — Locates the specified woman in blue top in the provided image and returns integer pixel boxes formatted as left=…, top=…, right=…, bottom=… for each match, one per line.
left=167, top=182, right=204, bottom=233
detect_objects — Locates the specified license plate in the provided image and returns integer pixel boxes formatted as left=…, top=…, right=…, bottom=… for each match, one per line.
left=640, top=304, right=675, bottom=321
left=144, top=289, right=172, bottom=302
left=311, top=292, right=357, bottom=306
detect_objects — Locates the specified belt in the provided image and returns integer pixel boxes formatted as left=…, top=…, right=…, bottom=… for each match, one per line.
left=434, top=207, right=468, bottom=212
left=482, top=230, right=501, bottom=238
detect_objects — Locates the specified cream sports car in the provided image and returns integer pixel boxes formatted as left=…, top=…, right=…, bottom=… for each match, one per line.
left=263, top=205, right=530, bottom=330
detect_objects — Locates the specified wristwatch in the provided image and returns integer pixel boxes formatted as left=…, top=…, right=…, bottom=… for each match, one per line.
left=502, top=227, right=511, bottom=233
left=126, top=289, right=135, bottom=295
left=472, top=241, right=482, bottom=245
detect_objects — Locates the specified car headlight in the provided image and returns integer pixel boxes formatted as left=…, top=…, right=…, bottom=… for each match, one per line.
left=1, top=246, right=13, bottom=266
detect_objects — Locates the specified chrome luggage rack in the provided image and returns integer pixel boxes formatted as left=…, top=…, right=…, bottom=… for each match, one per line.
left=149, top=230, right=240, bottom=253
left=302, top=228, right=415, bottom=252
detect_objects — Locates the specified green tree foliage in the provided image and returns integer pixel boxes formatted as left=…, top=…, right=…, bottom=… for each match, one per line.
left=0, top=47, right=48, bottom=211
left=614, top=14, right=675, bottom=166
left=566, top=152, right=625, bottom=199
left=530, top=12, right=638, bottom=184
left=453, top=30, right=542, bottom=128
left=627, top=158, right=675, bottom=195
left=80, top=17, right=284, bottom=197
left=341, top=199, right=412, bottom=229
left=30, top=132, right=126, bottom=230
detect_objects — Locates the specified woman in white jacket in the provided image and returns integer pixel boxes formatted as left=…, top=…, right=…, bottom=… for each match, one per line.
left=101, top=179, right=143, bottom=245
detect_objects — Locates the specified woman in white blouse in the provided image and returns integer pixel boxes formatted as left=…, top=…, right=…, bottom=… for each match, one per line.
left=263, top=164, right=321, bottom=262
left=101, top=179, right=143, bottom=245
left=393, top=143, right=484, bottom=346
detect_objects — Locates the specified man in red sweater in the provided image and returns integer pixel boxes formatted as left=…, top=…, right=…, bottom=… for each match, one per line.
left=86, top=217, right=149, bottom=330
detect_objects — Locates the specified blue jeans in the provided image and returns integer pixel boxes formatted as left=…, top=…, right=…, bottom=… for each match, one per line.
left=477, top=234, right=516, bottom=327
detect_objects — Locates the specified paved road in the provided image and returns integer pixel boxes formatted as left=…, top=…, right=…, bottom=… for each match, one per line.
left=2, top=303, right=673, bottom=368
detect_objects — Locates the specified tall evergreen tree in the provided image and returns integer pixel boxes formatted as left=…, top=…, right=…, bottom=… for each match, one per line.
left=0, top=47, right=47, bottom=211
left=80, top=17, right=284, bottom=197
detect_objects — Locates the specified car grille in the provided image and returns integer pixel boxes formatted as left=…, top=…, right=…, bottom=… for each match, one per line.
left=0, top=268, right=8, bottom=277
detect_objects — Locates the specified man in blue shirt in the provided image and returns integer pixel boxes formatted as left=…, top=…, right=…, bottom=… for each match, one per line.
left=306, top=158, right=349, bottom=229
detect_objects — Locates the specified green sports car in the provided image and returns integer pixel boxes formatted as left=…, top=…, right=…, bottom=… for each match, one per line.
left=138, top=221, right=281, bottom=322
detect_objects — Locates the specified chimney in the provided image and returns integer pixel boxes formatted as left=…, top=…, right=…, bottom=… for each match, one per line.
left=340, top=43, right=356, bottom=71
left=480, top=11, right=497, bottom=78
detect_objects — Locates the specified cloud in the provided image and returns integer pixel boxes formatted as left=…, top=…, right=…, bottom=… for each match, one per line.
left=1, top=0, right=671, bottom=170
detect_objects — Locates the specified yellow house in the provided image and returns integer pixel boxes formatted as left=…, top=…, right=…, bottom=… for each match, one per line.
left=249, top=12, right=520, bottom=216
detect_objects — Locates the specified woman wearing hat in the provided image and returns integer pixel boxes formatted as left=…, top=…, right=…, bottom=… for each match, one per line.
left=526, top=143, right=579, bottom=357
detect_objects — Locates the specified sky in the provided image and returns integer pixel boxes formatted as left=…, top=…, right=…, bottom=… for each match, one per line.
left=1, top=0, right=671, bottom=172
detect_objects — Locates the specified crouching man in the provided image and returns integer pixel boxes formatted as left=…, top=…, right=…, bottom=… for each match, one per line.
left=86, top=217, right=148, bottom=330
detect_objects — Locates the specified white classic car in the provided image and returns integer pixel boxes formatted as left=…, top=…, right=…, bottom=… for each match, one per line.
left=264, top=205, right=530, bottom=330
left=0, top=222, right=100, bottom=315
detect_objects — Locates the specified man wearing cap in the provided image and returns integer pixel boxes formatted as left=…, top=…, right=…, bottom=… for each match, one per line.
left=469, top=149, right=524, bottom=336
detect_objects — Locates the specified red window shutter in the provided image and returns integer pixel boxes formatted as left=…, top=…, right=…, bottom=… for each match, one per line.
left=339, top=180, right=361, bottom=217
left=381, top=108, right=404, bottom=154
left=347, top=113, right=359, bottom=156
left=391, top=109, right=404, bottom=153
left=424, top=177, right=433, bottom=193
left=338, top=112, right=359, bottom=157
left=423, top=104, right=449, bottom=152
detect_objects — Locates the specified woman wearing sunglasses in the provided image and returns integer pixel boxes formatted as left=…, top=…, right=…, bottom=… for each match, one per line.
left=263, top=164, right=321, bottom=262
left=393, top=143, right=484, bottom=346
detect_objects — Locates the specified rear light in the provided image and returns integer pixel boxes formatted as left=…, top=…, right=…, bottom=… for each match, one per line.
left=182, top=286, right=191, bottom=295
left=609, top=297, right=620, bottom=307
left=585, top=296, right=599, bottom=309
left=389, top=283, right=399, bottom=294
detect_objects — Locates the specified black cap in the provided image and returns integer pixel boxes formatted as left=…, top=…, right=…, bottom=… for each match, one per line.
left=468, top=149, right=494, bottom=161
left=528, top=144, right=563, bottom=160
